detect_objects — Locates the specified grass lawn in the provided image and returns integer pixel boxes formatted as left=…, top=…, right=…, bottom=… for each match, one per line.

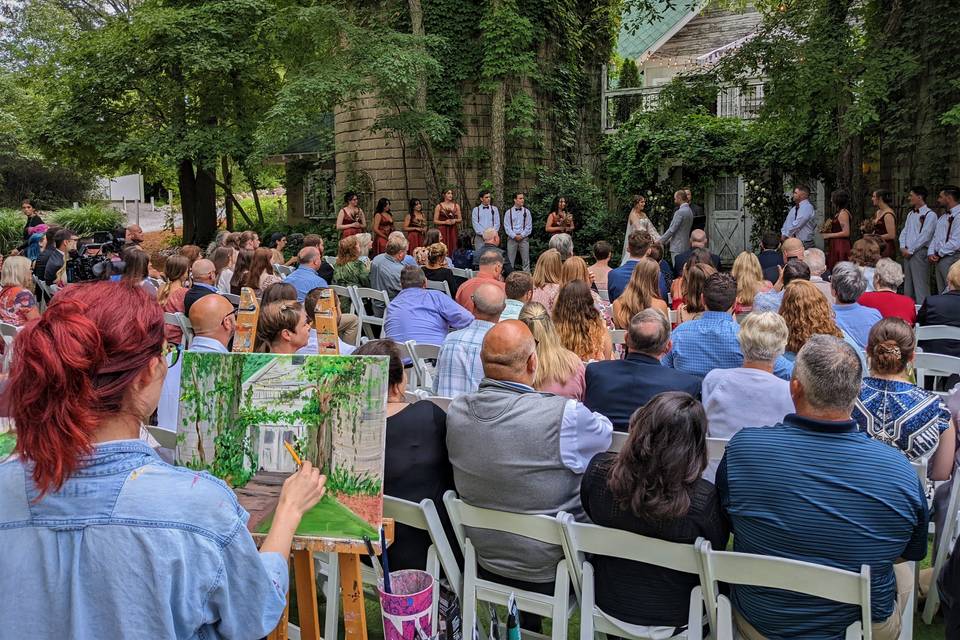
left=257, top=493, right=378, bottom=540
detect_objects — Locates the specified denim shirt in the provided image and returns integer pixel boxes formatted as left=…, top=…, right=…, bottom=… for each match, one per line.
left=0, top=440, right=288, bottom=639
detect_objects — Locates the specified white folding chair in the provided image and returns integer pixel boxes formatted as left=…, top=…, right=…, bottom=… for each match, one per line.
left=273, top=264, right=293, bottom=278
left=354, top=287, right=390, bottom=338
left=922, top=463, right=960, bottom=623
left=608, top=431, right=627, bottom=453
left=324, top=256, right=337, bottom=268
left=330, top=284, right=356, bottom=314
left=598, top=289, right=610, bottom=302
left=558, top=513, right=706, bottom=640
left=914, top=352, right=960, bottom=395
left=146, top=425, right=178, bottom=449
left=164, top=312, right=194, bottom=349
left=697, top=540, right=873, bottom=639
left=915, top=325, right=960, bottom=344
left=443, top=491, right=573, bottom=640
left=425, top=279, right=451, bottom=296
left=706, top=438, right=727, bottom=461
left=405, top=341, right=442, bottom=391
left=33, top=275, right=55, bottom=310
left=0, top=322, right=18, bottom=374
left=669, top=309, right=678, bottom=325
left=222, top=292, right=240, bottom=306
left=609, top=329, right=626, bottom=347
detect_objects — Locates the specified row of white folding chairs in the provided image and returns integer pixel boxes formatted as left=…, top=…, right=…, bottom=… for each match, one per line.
left=330, top=285, right=389, bottom=342
left=162, top=312, right=194, bottom=349
left=442, top=490, right=880, bottom=640
left=403, top=341, right=442, bottom=391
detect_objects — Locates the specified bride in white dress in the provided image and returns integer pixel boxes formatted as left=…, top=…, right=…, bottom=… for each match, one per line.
left=620, top=194, right=661, bottom=264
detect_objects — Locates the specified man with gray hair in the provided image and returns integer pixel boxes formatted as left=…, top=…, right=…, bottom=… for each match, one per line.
left=718, top=334, right=928, bottom=640
left=583, top=308, right=701, bottom=430
left=384, top=265, right=473, bottom=345
left=434, top=282, right=506, bottom=397
left=446, top=320, right=612, bottom=612
left=548, top=232, right=574, bottom=261
left=370, top=233, right=409, bottom=304
left=803, top=247, right=835, bottom=304
left=858, top=258, right=917, bottom=325
left=831, top=261, right=881, bottom=349
left=472, top=227, right=512, bottom=277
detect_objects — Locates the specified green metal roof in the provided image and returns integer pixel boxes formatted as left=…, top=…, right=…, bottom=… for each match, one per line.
left=616, top=0, right=698, bottom=62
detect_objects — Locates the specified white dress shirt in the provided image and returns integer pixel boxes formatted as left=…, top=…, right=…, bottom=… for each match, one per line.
left=899, top=205, right=937, bottom=254
left=503, top=206, right=532, bottom=239
left=928, top=205, right=960, bottom=257
left=780, top=199, right=816, bottom=243
left=471, top=204, right=500, bottom=235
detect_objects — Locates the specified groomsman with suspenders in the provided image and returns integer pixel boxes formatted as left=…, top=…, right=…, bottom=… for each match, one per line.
left=929, top=186, right=960, bottom=293
left=471, top=190, right=500, bottom=252
left=504, top=191, right=533, bottom=273
left=899, top=186, right=937, bottom=303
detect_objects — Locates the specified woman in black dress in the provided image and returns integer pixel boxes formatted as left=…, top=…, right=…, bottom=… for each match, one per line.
left=352, top=339, right=455, bottom=571
left=581, top=392, right=729, bottom=631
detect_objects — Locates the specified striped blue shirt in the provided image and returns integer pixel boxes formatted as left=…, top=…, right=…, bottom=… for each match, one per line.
left=717, top=414, right=929, bottom=638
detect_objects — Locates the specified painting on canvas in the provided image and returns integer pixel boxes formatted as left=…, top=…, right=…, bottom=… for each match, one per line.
left=175, top=352, right=389, bottom=542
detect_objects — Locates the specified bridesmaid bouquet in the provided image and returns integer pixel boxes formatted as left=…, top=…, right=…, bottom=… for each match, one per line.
left=819, top=219, right=834, bottom=234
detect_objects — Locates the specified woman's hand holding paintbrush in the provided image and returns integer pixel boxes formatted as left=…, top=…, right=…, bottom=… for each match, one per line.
left=260, top=455, right=328, bottom=557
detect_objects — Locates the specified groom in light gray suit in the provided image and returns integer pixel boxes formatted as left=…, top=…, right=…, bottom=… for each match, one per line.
left=659, top=190, right=695, bottom=258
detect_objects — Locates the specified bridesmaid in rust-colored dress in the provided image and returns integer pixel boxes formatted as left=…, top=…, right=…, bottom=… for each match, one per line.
left=372, top=198, right=394, bottom=255
left=336, top=191, right=365, bottom=239
left=433, top=189, right=461, bottom=252
left=870, top=189, right=898, bottom=259
left=404, top=198, right=427, bottom=252
left=822, top=189, right=852, bottom=269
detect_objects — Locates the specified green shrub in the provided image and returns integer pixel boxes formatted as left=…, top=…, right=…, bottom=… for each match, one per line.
left=0, top=208, right=24, bottom=254
left=49, top=204, right=125, bottom=237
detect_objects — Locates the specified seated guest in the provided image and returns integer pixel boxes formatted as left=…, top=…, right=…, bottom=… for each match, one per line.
left=832, top=261, right=882, bottom=349
left=1, top=281, right=327, bottom=639
left=859, top=258, right=917, bottom=324
left=587, top=241, right=613, bottom=292
left=284, top=247, right=329, bottom=302
left=804, top=247, right=835, bottom=304
left=554, top=281, right=612, bottom=361
left=757, top=230, right=784, bottom=284
left=188, top=294, right=237, bottom=352
left=351, top=340, right=452, bottom=569
left=581, top=392, right=728, bottom=629
left=730, top=251, right=766, bottom=314
left=179, top=244, right=202, bottom=265
left=245, top=247, right=282, bottom=294
left=266, top=232, right=287, bottom=265
left=472, top=227, right=513, bottom=277
left=43, top=228, right=77, bottom=286
left=32, top=225, right=60, bottom=281
left=229, top=249, right=254, bottom=296
left=423, top=242, right=459, bottom=297
left=389, top=230, right=420, bottom=267
left=300, top=234, right=335, bottom=282
left=531, top=248, right=564, bottom=313
left=261, top=282, right=298, bottom=306
left=518, top=301, right=585, bottom=400
left=183, top=258, right=219, bottom=315
left=670, top=247, right=713, bottom=308
left=254, top=300, right=310, bottom=354
left=157, top=255, right=190, bottom=344
left=674, top=262, right=715, bottom=324
left=385, top=266, right=473, bottom=346
left=370, top=234, right=409, bottom=301
left=549, top=232, right=574, bottom=262
left=501, top=271, right=534, bottom=321
left=608, top=231, right=658, bottom=303
left=561, top=256, right=613, bottom=327
left=702, top=313, right=795, bottom=480
left=852, top=318, right=955, bottom=480
left=851, top=237, right=881, bottom=293
left=120, top=248, right=157, bottom=297
left=664, top=273, right=793, bottom=379
left=673, top=229, right=721, bottom=275
left=718, top=335, right=928, bottom=639
left=612, top=258, right=669, bottom=328
left=585, top=309, right=701, bottom=430
left=455, top=248, right=506, bottom=314
left=446, top=320, right=612, bottom=600
left=780, top=280, right=849, bottom=358
left=752, top=259, right=810, bottom=313
left=917, top=260, right=960, bottom=358
left=297, top=287, right=356, bottom=355
left=212, top=246, right=237, bottom=293
left=434, top=283, right=505, bottom=397
left=451, top=231, right=475, bottom=269
left=647, top=241, right=673, bottom=298
left=0, top=256, right=40, bottom=327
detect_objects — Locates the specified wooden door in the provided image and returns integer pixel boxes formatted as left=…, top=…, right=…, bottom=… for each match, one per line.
left=708, top=176, right=747, bottom=265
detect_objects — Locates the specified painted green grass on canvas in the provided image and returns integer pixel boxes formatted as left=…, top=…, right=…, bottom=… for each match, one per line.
left=255, top=493, right=378, bottom=539
left=0, top=431, right=15, bottom=458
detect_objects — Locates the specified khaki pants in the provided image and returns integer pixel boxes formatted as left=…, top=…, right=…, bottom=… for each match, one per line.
left=734, top=562, right=913, bottom=640
left=338, top=313, right=359, bottom=346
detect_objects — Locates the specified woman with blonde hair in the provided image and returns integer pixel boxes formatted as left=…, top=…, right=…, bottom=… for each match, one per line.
left=157, top=255, right=190, bottom=344
left=778, top=280, right=844, bottom=358
left=518, top=301, right=586, bottom=400
left=531, top=248, right=564, bottom=314
left=553, top=280, right=612, bottom=361
left=612, top=259, right=669, bottom=328
left=0, top=255, right=39, bottom=327
left=255, top=300, right=311, bottom=354
left=731, top=251, right=766, bottom=313
left=423, top=242, right=458, bottom=297
left=355, top=232, right=373, bottom=263
left=561, top=255, right=613, bottom=327
left=675, top=263, right=716, bottom=324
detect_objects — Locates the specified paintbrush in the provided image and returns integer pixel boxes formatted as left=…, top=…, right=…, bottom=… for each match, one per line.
left=363, top=535, right=385, bottom=585
left=380, top=526, right=392, bottom=593
left=283, top=440, right=302, bottom=468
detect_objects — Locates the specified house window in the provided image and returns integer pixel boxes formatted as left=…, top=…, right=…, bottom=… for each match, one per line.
left=714, top=176, right=739, bottom=211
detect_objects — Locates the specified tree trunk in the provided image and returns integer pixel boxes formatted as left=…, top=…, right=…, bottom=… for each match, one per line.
left=222, top=156, right=234, bottom=231
left=194, top=165, right=219, bottom=245
left=178, top=158, right=198, bottom=242
left=491, top=82, right=506, bottom=207
left=244, top=167, right=264, bottom=225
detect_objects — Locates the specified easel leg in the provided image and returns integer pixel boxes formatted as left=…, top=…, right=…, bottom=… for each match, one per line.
left=339, top=552, right=369, bottom=640
left=294, top=549, right=322, bottom=640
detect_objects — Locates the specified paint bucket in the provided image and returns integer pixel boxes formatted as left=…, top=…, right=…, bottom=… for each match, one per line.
left=379, top=569, right=436, bottom=640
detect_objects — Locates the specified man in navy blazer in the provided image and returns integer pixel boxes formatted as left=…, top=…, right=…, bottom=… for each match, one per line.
left=584, top=308, right=702, bottom=431
left=608, top=230, right=665, bottom=303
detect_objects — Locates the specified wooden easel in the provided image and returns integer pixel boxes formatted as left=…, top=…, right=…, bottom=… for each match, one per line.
left=237, top=475, right=394, bottom=640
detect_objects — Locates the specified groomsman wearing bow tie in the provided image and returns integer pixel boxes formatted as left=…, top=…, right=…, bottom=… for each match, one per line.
left=504, top=191, right=533, bottom=272
left=899, top=186, right=938, bottom=303
left=929, top=186, right=960, bottom=293
left=471, top=190, right=501, bottom=252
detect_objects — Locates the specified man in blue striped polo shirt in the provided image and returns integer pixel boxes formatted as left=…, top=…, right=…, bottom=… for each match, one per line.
left=717, top=334, right=929, bottom=639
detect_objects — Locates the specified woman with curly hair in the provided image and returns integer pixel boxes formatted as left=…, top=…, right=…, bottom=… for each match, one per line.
left=580, top=392, right=728, bottom=629
left=675, top=263, right=717, bottom=325
left=553, top=280, right=612, bottom=361
left=531, top=248, right=564, bottom=314
left=730, top=251, right=767, bottom=314
left=612, top=259, right=669, bottom=328
left=778, top=280, right=844, bottom=359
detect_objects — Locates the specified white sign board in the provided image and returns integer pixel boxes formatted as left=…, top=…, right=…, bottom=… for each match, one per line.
left=106, top=173, right=144, bottom=202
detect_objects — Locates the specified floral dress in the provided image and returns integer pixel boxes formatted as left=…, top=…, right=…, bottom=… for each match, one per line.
left=0, top=286, right=37, bottom=327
